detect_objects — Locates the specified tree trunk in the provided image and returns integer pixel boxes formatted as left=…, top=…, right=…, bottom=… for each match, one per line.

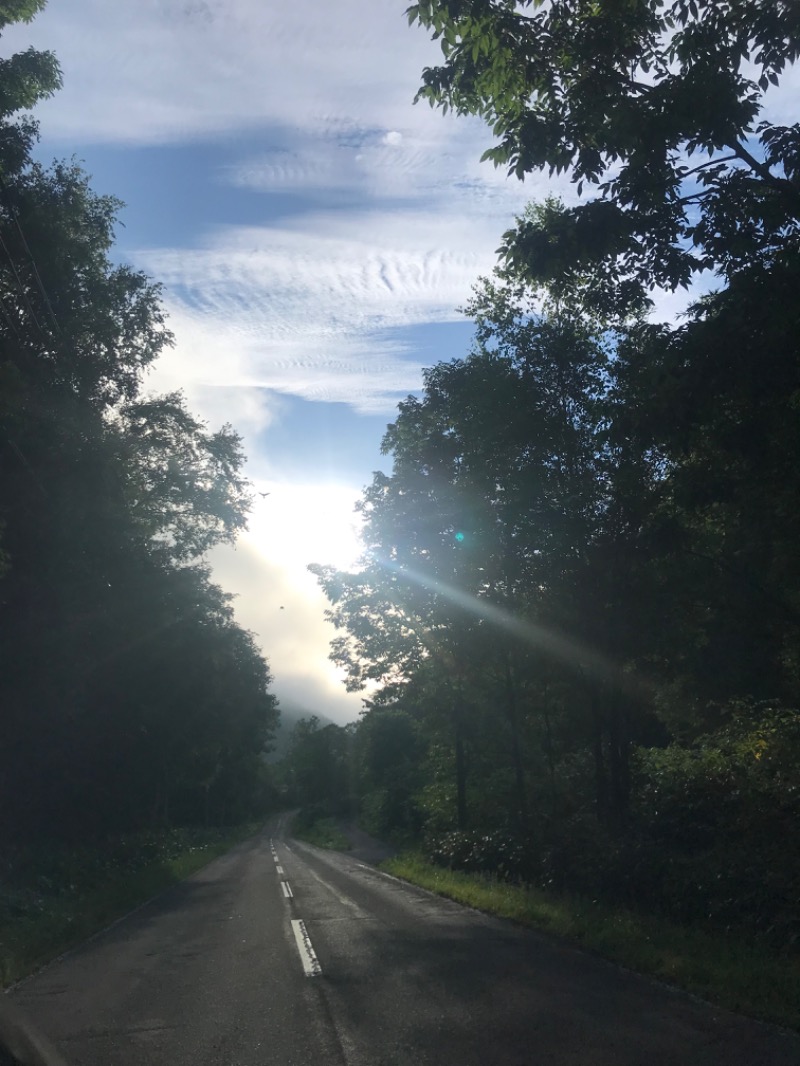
left=607, top=699, right=630, bottom=831
left=504, top=654, right=528, bottom=827
left=542, top=691, right=557, bottom=816
left=590, top=693, right=608, bottom=826
left=453, top=700, right=468, bottom=830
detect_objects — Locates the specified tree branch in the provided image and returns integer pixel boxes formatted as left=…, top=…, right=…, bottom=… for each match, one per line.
left=728, top=141, right=800, bottom=212
left=678, top=154, right=738, bottom=179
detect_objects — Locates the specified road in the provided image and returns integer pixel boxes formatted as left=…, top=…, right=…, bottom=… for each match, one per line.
left=8, top=815, right=799, bottom=1065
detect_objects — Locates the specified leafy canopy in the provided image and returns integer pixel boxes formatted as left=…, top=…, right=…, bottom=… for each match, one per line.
left=409, top=0, right=800, bottom=315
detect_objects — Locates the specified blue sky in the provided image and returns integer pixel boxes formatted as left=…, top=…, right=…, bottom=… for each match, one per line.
left=6, top=0, right=796, bottom=723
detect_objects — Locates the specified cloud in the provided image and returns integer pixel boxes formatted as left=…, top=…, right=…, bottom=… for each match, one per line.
left=3, top=0, right=447, bottom=145
left=9, top=0, right=796, bottom=166
left=139, top=201, right=532, bottom=417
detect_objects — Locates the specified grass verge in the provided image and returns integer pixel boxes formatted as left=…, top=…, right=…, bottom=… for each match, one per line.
left=291, top=812, right=351, bottom=851
left=382, top=853, right=800, bottom=1032
left=0, top=823, right=260, bottom=988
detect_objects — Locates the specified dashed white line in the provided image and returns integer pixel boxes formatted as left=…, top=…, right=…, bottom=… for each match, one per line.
left=276, top=864, right=284, bottom=875
left=281, top=881, right=293, bottom=899
left=273, top=855, right=280, bottom=863
left=291, top=919, right=321, bottom=977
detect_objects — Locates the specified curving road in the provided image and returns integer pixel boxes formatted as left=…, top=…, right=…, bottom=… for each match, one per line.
left=8, top=815, right=799, bottom=1065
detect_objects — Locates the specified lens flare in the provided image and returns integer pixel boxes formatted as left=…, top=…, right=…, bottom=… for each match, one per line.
left=377, top=556, right=647, bottom=695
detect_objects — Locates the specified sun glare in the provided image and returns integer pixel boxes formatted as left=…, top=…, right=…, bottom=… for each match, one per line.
left=247, top=483, right=364, bottom=573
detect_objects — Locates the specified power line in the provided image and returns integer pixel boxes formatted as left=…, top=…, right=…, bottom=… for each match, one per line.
left=4, top=436, right=48, bottom=499
left=0, top=290, right=20, bottom=339
left=0, top=226, right=43, bottom=333
left=0, top=173, right=61, bottom=336
left=9, top=208, right=60, bottom=334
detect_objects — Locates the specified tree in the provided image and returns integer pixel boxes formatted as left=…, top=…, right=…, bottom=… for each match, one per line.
left=117, top=393, right=251, bottom=562
left=0, top=0, right=278, bottom=839
left=357, top=707, right=424, bottom=837
left=283, top=717, right=355, bottom=816
left=314, top=290, right=660, bottom=828
left=409, top=0, right=800, bottom=315
left=606, top=253, right=800, bottom=729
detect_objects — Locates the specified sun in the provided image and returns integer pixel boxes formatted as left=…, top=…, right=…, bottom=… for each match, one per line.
left=247, top=482, right=364, bottom=573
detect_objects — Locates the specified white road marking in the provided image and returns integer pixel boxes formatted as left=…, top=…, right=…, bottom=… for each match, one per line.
left=273, top=855, right=280, bottom=863
left=281, top=881, right=293, bottom=898
left=291, top=919, right=321, bottom=977
left=356, top=863, right=405, bottom=885
left=295, top=854, right=364, bottom=913
left=276, top=864, right=284, bottom=875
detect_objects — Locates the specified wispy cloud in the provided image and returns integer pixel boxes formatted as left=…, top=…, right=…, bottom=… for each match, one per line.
left=141, top=203, right=531, bottom=417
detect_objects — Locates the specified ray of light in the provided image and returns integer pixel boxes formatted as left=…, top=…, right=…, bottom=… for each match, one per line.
left=377, top=556, right=647, bottom=696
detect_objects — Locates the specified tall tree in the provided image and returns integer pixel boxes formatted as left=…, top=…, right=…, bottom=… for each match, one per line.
left=0, top=0, right=278, bottom=839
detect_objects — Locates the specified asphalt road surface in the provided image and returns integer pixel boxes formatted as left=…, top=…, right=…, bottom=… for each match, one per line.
left=8, top=815, right=800, bottom=1065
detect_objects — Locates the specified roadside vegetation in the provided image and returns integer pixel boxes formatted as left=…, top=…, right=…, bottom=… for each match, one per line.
left=383, top=853, right=800, bottom=1033
left=0, top=824, right=259, bottom=988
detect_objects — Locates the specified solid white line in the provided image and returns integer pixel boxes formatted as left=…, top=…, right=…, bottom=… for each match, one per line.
left=293, top=851, right=363, bottom=912
left=276, top=864, right=284, bottom=875
left=291, top=919, right=321, bottom=977
left=281, top=881, right=293, bottom=898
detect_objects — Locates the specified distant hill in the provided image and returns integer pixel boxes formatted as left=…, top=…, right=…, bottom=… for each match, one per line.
left=266, top=702, right=337, bottom=762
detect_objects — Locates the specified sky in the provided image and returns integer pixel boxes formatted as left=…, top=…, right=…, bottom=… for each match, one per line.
left=3, top=0, right=543, bottom=723
left=5, top=1, right=796, bottom=724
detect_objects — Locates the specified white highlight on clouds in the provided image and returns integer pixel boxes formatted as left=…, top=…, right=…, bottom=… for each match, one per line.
left=207, top=484, right=367, bottom=725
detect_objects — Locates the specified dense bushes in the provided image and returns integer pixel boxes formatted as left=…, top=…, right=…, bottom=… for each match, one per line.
left=425, top=704, right=800, bottom=946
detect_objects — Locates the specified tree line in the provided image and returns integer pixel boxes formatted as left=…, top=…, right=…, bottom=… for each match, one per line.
left=306, top=0, right=800, bottom=943
left=0, top=0, right=278, bottom=841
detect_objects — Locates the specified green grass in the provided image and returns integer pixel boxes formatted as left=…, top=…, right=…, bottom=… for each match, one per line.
left=0, top=823, right=260, bottom=988
left=291, top=813, right=351, bottom=851
left=383, top=853, right=800, bottom=1032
